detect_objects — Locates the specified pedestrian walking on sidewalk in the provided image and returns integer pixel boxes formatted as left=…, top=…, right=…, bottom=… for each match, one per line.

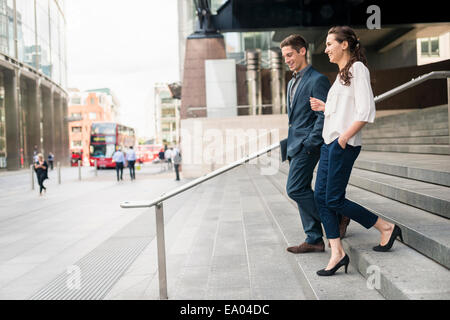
left=47, top=152, right=54, bottom=170
left=126, top=146, right=136, bottom=180
left=112, top=147, right=125, bottom=181
left=165, top=147, right=173, bottom=170
left=310, top=26, right=401, bottom=277
left=34, top=153, right=48, bottom=195
left=33, top=145, right=39, bottom=163
left=173, top=146, right=182, bottom=181
left=279, top=34, right=337, bottom=255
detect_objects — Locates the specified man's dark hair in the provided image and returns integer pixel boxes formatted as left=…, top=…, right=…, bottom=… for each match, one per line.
left=280, top=34, right=308, bottom=55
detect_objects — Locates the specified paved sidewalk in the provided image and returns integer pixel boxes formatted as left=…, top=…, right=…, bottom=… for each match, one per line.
left=0, top=163, right=184, bottom=299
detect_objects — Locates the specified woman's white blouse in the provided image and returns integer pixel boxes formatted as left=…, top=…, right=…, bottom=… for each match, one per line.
left=323, top=61, right=376, bottom=146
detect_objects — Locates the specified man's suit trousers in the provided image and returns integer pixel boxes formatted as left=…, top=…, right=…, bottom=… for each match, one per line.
left=286, top=148, right=323, bottom=244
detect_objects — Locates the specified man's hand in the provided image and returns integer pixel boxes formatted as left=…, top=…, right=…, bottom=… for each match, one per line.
left=310, top=97, right=325, bottom=112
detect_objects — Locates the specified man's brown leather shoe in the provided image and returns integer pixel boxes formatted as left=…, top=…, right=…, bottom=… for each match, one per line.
left=287, top=241, right=325, bottom=253
left=339, top=215, right=351, bottom=238
left=328, top=216, right=351, bottom=248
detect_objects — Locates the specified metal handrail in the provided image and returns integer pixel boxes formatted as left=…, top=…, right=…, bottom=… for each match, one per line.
left=120, top=142, right=280, bottom=300
left=121, top=142, right=279, bottom=210
left=120, top=69, right=450, bottom=300
left=374, top=70, right=450, bottom=103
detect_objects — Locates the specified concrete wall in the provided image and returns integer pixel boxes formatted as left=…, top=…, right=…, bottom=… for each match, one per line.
left=180, top=114, right=288, bottom=177
left=205, top=59, right=238, bottom=118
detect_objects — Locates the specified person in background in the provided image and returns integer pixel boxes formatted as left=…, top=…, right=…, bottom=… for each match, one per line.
left=173, top=146, right=182, bottom=181
left=126, top=146, right=137, bottom=180
left=165, top=147, right=173, bottom=170
left=112, top=147, right=125, bottom=181
left=33, top=145, right=39, bottom=164
left=34, top=153, right=48, bottom=196
left=47, top=152, right=54, bottom=170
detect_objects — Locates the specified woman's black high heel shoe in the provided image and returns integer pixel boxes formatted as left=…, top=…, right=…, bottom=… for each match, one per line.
left=373, top=225, right=403, bottom=252
left=316, top=254, right=349, bottom=276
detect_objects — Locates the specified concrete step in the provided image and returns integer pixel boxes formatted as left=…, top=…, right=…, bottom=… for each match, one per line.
left=362, top=144, right=450, bottom=155
left=350, top=168, right=450, bottom=219
left=275, top=162, right=450, bottom=268
left=366, top=105, right=448, bottom=128
left=362, top=128, right=449, bottom=139
left=362, top=105, right=449, bottom=139
left=354, top=151, right=450, bottom=187
left=267, top=164, right=450, bottom=299
left=364, top=123, right=448, bottom=136
left=244, top=165, right=384, bottom=300
left=362, top=136, right=449, bottom=145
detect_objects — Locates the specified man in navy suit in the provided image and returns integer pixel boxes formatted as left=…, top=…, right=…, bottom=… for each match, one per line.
left=280, top=35, right=331, bottom=253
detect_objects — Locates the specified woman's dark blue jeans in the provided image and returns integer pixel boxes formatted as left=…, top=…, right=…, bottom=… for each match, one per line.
left=314, top=138, right=378, bottom=239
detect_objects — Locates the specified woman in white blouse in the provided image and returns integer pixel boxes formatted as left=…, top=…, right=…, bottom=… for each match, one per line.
left=310, top=26, right=402, bottom=277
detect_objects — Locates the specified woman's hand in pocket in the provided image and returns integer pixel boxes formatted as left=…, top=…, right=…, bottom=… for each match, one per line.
left=338, top=135, right=349, bottom=149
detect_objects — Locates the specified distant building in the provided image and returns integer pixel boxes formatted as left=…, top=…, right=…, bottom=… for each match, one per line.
left=0, top=0, right=68, bottom=169
left=154, top=83, right=180, bottom=145
left=417, top=32, right=450, bottom=66
left=85, top=88, right=121, bottom=121
left=68, top=88, right=117, bottom=163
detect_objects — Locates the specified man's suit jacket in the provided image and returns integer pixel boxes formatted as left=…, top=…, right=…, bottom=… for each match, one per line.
left=280, top=66, right=330, bottom=161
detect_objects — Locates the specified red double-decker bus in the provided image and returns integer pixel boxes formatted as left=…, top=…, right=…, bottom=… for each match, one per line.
left=89, top=122, right=136, bottom=168
left=136, top=144, right=162, bottom=163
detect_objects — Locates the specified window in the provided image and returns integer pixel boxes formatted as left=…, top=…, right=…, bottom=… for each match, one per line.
left=90, top=97, right=95, bottom=105
left=72, top=140, right=82, bottom=147
left=421, top=38, right=439, bottom=57
left=89, top=112, right=97, bottom=120
left=71, top=126, right=82, bottom=133
left=71, top=112, right=82, bottom=119
left=70, top=97, right=81, bottom=105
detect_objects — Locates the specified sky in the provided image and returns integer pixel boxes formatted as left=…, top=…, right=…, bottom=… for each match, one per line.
left=66, top=0, right=180, bottom=138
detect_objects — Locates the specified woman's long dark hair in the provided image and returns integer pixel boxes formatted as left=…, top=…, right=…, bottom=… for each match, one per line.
left=328, top=26, right=368, bottom=86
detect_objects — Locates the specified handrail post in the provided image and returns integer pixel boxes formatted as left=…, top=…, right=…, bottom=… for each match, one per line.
left=78, top=160, right=81, bottom=180
left=57, top=161, right=61, bottom=184
left=155, top=202, right=168, bottom=300
left=31, top=165, right=35, bottom=190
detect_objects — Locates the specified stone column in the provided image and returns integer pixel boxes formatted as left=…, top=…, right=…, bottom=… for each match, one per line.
left=270, top=48, right=286, bottom=114
left=42, top=86, right=55, bottom=160
left=448, top=78, right=450, bottom=144
left=53, top=93, right=63, bottom=165
left=180, top=34, right=226, bottom=119
left=25, top=79, right=42, bottom=166
left=61, top=97, right=70, bottom=166
left=246, top=50, right=262, bottom=116
left=4, top=69, right=21, bottom=170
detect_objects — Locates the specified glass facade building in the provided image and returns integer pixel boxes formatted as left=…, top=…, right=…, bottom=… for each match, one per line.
left=0, top=0, right=68, bottom=170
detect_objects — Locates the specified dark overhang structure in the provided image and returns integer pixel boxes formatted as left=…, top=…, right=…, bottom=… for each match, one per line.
left=196, top=0, right=449, bottom=55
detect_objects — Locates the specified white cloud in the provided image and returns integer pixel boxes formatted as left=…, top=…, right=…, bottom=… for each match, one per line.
left=66, top=0, right=180, bottom=138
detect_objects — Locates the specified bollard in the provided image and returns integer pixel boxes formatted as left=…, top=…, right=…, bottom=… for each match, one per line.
left=78, top=160, right=81, bottom=180
left=57, top=162, right=61, bottom=184
left=95, top=159, right=98, bottom=176
left=31, top=165, right=35, bottom=190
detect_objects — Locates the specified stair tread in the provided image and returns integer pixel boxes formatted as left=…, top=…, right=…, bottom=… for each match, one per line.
left=342, top=223, right=450, bottom=300
left=275, top=163, right=450, bottom=268
left=356, top=151, right=450, bottom=174
left=351, top=168, right=450, bottom=203
left=245, top=165, right=384, bottom=300
left=269, top=166, right=450, bottom=298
